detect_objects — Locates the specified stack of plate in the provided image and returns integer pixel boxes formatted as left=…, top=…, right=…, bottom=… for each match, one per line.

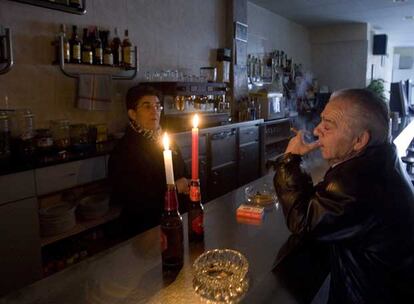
left=77, top=193, right=109, bottom=220
left=39, top=203, right=76, bottom=236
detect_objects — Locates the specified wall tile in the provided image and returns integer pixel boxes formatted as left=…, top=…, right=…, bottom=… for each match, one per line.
left=0, top=0, right=226, bottom=134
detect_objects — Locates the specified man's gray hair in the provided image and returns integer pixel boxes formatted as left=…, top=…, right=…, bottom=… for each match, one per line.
left=330, top=89, right=390, bottom=146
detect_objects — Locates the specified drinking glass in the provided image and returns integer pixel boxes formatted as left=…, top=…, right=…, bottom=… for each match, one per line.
left=244, top=183, right=277, bottom=207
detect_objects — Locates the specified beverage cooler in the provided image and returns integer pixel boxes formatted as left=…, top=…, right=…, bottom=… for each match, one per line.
left=140, top=82, right=230, bottom=132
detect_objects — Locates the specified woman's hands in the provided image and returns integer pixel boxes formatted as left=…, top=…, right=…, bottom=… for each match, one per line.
left=176, top=177, right=190, bottom=194
left=285, top=128, right=321, bottom=156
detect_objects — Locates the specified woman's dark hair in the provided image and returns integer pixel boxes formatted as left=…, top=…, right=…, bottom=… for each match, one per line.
left=126, top=84, right=163, bottom=110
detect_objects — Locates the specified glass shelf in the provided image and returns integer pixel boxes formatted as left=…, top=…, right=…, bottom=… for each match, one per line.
left=11, top=0, right=87, bottom=15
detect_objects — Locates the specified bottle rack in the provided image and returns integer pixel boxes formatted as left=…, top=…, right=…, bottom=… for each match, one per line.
left=0, top=28, right=14, bottom=75
left=11, top=0, right=87, bottom=15
left=57, top=36, right=138, bottom=80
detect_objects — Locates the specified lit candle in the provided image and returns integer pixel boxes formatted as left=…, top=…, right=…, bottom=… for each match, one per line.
left=163, top=132, right=175, bottom=185
left=192, top=114, right=199, bottom=180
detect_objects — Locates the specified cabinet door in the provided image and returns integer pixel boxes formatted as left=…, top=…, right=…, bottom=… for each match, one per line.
left=208, top=163, right=237, bottom=201
left=210, top=129, right=237, bottom=167
left=0, top=170, right=36, bottom=205
left=0, top=197, right=42, bottom=296
left=265, top=120, right=291, bottom=145
left=239, top=143, right=260, bottom=186
left=173, top=132, right=207, bottom=160
left=35, top=156, right=106, bottom=195
left=239, top=126, right=259, bottom=145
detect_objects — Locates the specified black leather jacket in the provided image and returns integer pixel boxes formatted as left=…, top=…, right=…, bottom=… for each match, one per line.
left=273, top=144, right=414, bottom=303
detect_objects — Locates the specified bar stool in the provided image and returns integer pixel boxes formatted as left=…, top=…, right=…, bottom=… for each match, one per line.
left=401, top=140, right=414, bottom=176
left=401, top=156, right=414, bottom=175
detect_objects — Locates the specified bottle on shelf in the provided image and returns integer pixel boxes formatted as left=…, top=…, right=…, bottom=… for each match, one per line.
left=81, top=28, right=92, bottom=65
left=188, top=179, right=204, bottom=242
left=160, top=184, right=184, bottom=271
left=256, top=99, right=262, bottom=119
left=247, top=54, right=252, bottom=79
left=0, top=111, right=11, bottom=164
left=93, top=27, right=103, bottom=65
left=111, top=28, right=122, bottom=66
left=237, top=98, right=246, bottom=122
left=69, top=25, right=81, bottom=64
left=249, top=98, right=257, bottom=120
left=258, top=58, right=264, bottom=80
left=122, top=29, right=132, bottom=68
left=251, top=56, right=257, bottom=81
left=10, top=109, right=36, bottom=163
left=54, top=24, right=70, bottom=64
left=102, top=30, right=113, bottom=66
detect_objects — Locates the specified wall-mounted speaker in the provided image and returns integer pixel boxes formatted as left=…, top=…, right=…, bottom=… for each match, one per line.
left=373, top=34, right=387, bottom=55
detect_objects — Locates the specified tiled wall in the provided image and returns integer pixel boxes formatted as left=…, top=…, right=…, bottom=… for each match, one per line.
left=310, top=23, right=369, bottom=91
left=246, top=2, right=312, bottom=71
left=0, top=0, right=226, bottom=133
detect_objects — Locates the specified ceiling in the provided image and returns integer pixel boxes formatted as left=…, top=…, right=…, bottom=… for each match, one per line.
left=249, top=0, right=414, bottom=47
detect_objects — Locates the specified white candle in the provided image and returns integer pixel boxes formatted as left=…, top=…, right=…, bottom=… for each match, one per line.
left=162, top=132, right=175, bottom=185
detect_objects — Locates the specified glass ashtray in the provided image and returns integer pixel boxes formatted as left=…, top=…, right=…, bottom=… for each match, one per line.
left=193, top=249, right=249, bottom=303
left=244, top=183, right=278, bottom=207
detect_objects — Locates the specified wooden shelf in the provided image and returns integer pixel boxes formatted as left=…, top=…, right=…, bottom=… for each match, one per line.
left=41, top=205, right=122, bottom=247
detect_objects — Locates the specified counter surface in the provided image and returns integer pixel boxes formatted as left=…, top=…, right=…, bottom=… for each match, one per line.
left=0, top=173, right=315, bottom=304
left=0, top=119, right=263, bottom=177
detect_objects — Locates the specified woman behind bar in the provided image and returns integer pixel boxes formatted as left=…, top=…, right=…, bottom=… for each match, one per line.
left=273, top=89, right=414, bottom=303
left=108, top=84, right=189, bottom=237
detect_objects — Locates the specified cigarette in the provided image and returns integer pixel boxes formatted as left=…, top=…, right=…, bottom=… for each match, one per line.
left=290, top=127, right=299, bottom=134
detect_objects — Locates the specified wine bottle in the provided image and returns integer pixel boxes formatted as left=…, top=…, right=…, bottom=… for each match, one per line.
left=59, top=24, right=70, bottom=63
left=160, top=184, right=184, bottom=271
left=69, top=25, right=81, bottom=64
left=102, top=31, right=113, bottom=66
left=111, top=28, right=122, bottom=66
left=93, top=27, right=103, bottom=65
left=188, top=179, right=204, bottom=242
left=81, top=28, right=92, bottom=65
left=122, top=29, right=132, bottom=68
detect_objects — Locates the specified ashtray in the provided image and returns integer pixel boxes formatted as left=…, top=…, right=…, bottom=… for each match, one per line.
left=192, top=249, right=249, bottom=303
left=244, top=183, right=277, bottom=207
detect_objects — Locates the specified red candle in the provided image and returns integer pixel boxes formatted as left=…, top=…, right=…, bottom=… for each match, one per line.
left=192, top=114, right=199, bottom=180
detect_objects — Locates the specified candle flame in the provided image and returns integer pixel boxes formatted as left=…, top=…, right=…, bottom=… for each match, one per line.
left=163, top=132, right=170, bottom=150
left=192, top=114, right=199, bottom=128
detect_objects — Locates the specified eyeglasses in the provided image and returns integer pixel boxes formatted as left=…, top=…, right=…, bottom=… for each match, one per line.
left=137, top=102, right=163, bottom=112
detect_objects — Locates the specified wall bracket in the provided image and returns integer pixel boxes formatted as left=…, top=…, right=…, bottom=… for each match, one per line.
left=0, top=28, right=14, bottom=75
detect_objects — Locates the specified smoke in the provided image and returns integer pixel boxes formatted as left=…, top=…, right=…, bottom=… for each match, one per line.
left=296, top=71, right=314, bottom=98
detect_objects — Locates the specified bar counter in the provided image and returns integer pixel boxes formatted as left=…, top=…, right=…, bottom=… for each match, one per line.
left=0, top=173, right=313, bottom=304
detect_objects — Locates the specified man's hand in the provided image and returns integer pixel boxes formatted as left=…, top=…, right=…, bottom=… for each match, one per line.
left=285, top=128, right=321, bottom=156
left=176, top=177, right=189, bottom=194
